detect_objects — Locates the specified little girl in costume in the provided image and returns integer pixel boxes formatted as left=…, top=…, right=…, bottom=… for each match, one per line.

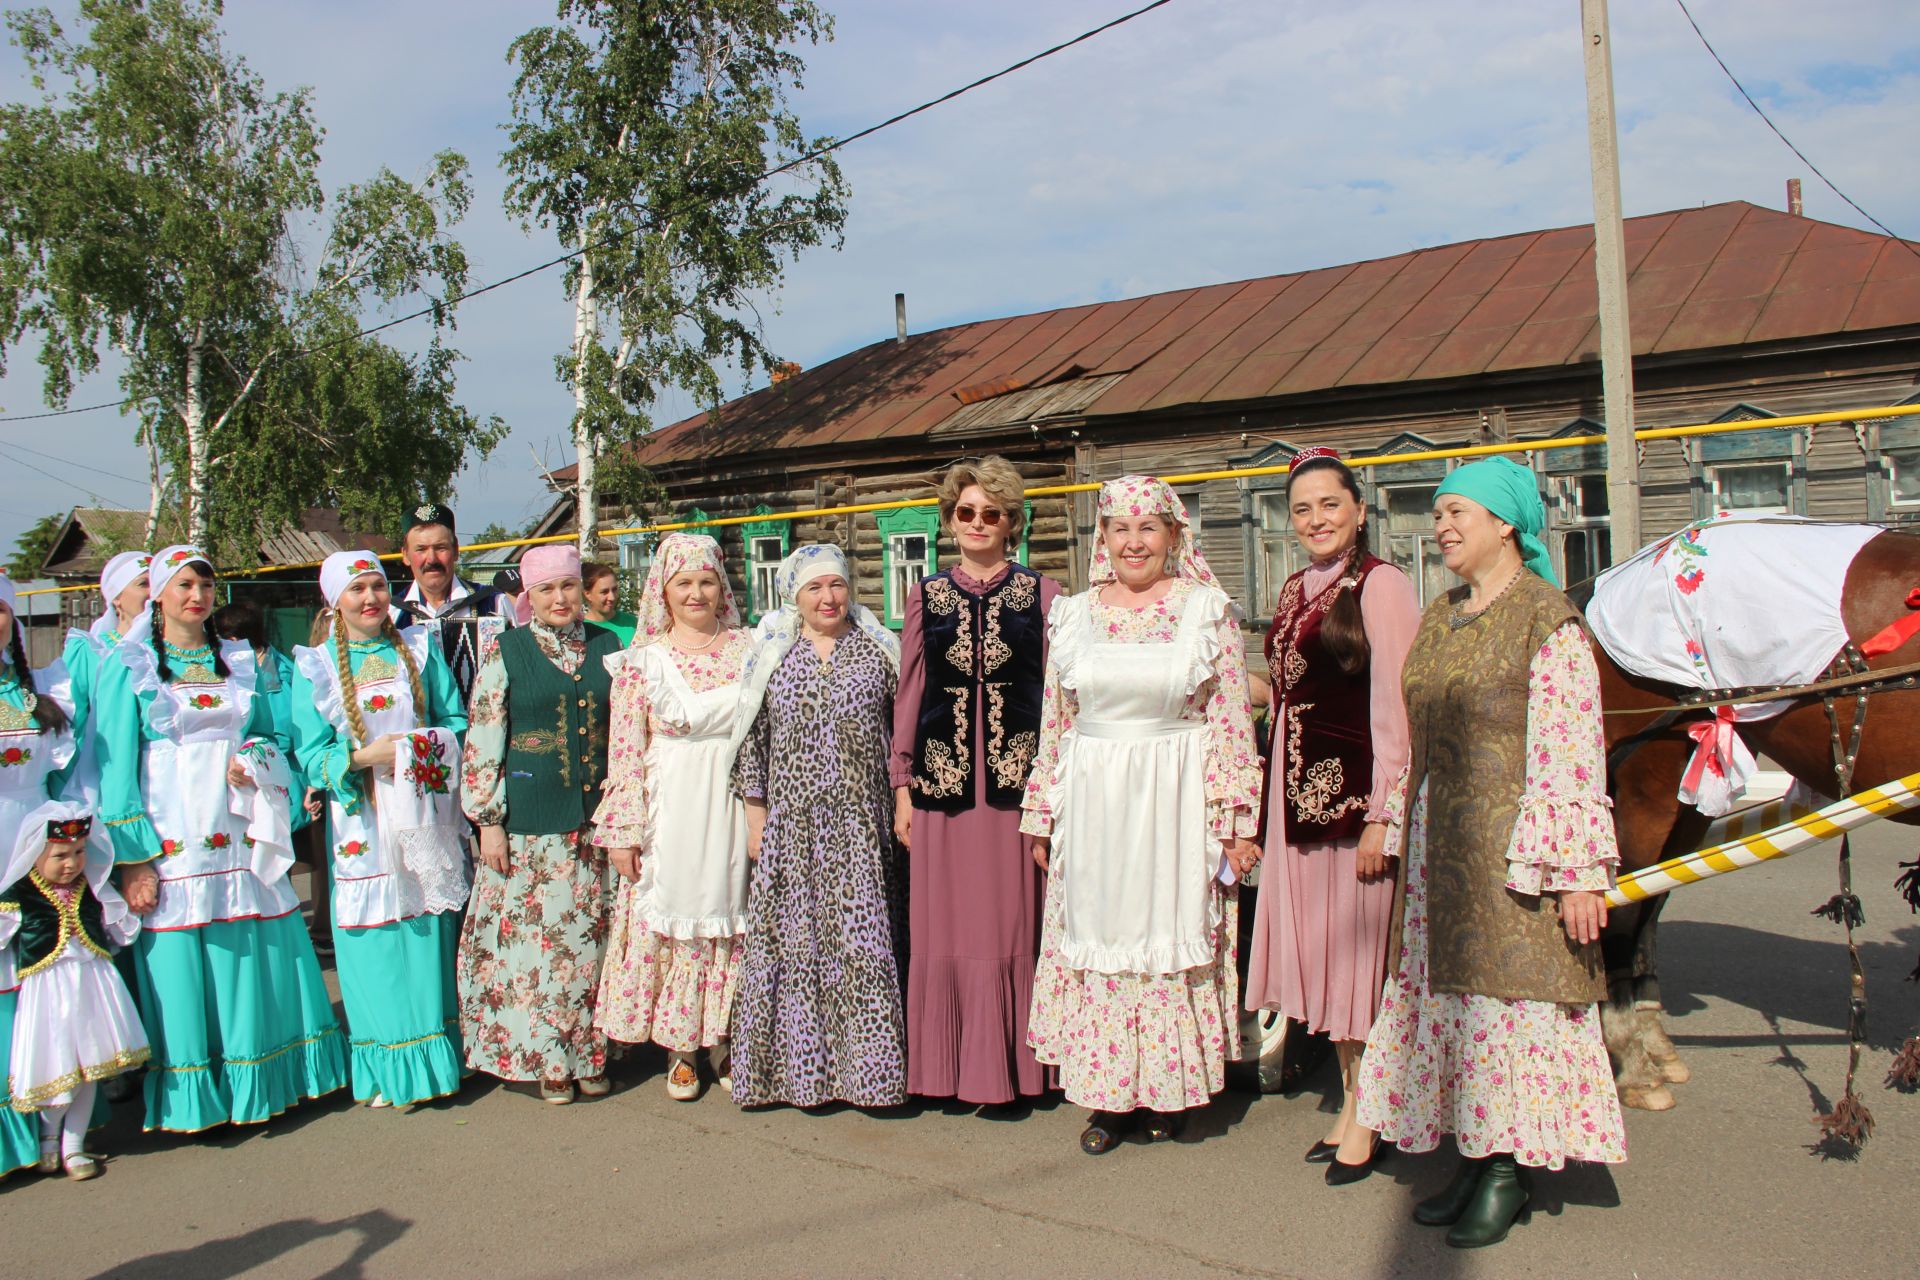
left=0, top=801, right=149, bottom=1180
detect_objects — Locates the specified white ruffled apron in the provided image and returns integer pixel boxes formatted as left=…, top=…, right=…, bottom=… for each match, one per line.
left=635, top=646, right=750, bottom=938
left=141, top=650, right=300, bottom=931
left=297, top=632, right=467, bottom=928
left=1052, top=589, right=1219, bottom=976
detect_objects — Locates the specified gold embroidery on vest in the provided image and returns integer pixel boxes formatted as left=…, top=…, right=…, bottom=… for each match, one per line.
left=919, top=686, right=971, bottom=798
left=1283, top=700, right=1367, bottom=827
left=985, top=683, right=1036, bottom=792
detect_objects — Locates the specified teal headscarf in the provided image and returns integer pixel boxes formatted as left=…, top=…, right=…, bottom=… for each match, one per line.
left=1433, top=457, right=1559, bottom=586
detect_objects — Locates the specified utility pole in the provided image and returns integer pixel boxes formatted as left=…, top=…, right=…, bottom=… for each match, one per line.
left=1581, top=0, right=1641, bottom=559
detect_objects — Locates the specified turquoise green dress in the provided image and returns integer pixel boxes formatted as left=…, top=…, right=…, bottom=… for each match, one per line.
left=597, top=612, right=639, bottom=647
left=0, top=657, right=83, bottom=1175
left=94, top=634, right=347, bottom=1133
left=290, top=630, right=468, bottom=1107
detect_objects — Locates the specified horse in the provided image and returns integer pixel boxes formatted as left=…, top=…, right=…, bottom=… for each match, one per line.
left=1579, top=526, right=1920, bottom=1120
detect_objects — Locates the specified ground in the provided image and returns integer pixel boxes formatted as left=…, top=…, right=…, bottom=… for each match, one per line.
left=7, top=819, right=1919, bottom=1279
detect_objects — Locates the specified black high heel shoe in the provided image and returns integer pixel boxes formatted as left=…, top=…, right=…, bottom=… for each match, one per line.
left=1324, top=1138, right=1386, bottom=1186
left=1303, top=1140, right=1338, bottom=1164
left=1080, top=1110, right=1132, bottom=1155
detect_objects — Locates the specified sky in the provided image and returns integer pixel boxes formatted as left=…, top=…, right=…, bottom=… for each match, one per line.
left=1, top=0, right=1916, bottom=563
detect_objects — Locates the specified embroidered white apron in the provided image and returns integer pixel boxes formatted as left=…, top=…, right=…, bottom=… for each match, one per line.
left=1051, top=589, right=1219, bottom=975
left=634, top=645, right=750, bottom=938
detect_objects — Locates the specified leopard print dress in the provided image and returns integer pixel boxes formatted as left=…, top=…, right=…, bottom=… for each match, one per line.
left=730, top=628, right=907, bottom=1107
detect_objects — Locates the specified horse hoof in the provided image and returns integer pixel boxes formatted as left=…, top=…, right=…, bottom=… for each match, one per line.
left=1621, top=1083, right=1676, bottom=1111
left=1655, top=1056, right=1691, bottom=1086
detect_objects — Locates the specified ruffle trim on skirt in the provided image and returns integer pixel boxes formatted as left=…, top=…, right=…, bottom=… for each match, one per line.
left=348, top=1017, right=464, bottom=1107
left=1026, top=871, right=1240, bottom=1113
left=596, top=895, right=741, bottom=1052
left=145, top=1026, right=348, bottom=1133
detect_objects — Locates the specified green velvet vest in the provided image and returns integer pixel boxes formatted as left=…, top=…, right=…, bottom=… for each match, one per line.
left=500, top=623, right=620, bottom=836
left=10, top=874, right=111, bottom=976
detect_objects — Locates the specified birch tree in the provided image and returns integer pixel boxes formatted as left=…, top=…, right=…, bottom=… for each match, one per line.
left=0, top=0, right=499, bottom=553
left=502, top=0, right=849, bottom=554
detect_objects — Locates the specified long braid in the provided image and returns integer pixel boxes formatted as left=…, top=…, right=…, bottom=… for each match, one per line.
left=332, top=608, right=369, bottom=745
left=381, top=617, right=427, bottom=720
left=9, top=627, right=68, bottom=733
left=150, top=600, right=171, bottom=682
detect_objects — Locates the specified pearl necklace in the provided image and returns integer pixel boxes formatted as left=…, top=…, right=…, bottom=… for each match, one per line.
left=670, top=625, right=723, bottom=653
left=1448, top=565, right=1525, bottom=631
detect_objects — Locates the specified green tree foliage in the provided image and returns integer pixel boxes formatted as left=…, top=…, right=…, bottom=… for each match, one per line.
left=0, top=0, right=503, bottom=558
left=6, top=510, right=63, bottom=579
left=502, top=0, right=850, bottom=553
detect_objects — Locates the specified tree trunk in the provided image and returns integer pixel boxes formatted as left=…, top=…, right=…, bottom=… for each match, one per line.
left=572, top=251, right=599, bottom=558
left=143, top=422, right=164, bottom=547
left=183, top=328, right=210, bottom=548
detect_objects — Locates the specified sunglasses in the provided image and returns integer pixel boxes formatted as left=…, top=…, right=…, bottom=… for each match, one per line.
left=953, top=505, right=1006, bottom=527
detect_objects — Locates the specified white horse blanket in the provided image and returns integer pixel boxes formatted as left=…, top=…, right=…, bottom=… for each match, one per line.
left=1588, top=513, right=1883, bottom=815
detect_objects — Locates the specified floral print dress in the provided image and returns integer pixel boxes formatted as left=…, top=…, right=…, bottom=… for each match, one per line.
left=1019, top=577, right=1262, bottom=1113
left=456, top=622, right=614, bottom=1086
left=1354, top=621, right=1628, bottom=1168
left=593, top=629, right=752, bottom=1052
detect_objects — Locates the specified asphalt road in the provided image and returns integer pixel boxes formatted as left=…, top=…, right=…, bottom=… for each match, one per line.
left=6, top=817, right=1919, bottom=1280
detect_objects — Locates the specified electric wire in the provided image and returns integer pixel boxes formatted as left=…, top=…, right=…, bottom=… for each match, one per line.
left=0, top=0, right=1181, bottom=424
left=1672, top=0, right=1917, bottom=256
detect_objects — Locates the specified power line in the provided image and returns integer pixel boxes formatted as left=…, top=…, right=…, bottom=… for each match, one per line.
left=1, top=437, right=147, bottom=486
left=0, top=0, right=1182, bottom=424
left=1672, top=0, right=1917, bottom=255
left=0, top=440, right=142, bottom=505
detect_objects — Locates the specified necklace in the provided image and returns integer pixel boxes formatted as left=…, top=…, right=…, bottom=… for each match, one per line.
left=164, top=640, right=214, bottom=661
left=346, top=636, right=389, bottom=652
left=671, top=625, right=724, bottom=653
left=1448, top=565, right=1524, bottom=631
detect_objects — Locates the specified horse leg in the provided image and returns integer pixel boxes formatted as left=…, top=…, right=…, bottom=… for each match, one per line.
left=1603, top=902, right=1675, bottom=1112
left=1626, top=893, right=1690, bottom=1085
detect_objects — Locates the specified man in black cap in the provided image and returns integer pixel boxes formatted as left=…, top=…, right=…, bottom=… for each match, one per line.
left=392, top=503, right=516, bottom=703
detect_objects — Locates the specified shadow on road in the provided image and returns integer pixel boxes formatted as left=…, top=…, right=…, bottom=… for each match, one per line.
left=1659, top=920, right=1920, bottom=1049
left=87, top=1209, right=409, bottom=1279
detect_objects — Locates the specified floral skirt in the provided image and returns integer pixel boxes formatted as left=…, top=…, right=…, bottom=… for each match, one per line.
left=1354, top=792, right=1627, bottom=1169
left=596, top=882, right=741, bottom=1053
left=1027, top=868, right=1240, bottom=1113
left=457, top=831, right=613, bottom=1085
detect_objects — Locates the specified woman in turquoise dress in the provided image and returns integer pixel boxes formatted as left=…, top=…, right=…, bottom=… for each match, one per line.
left=0, top=572, right=83, bottom=1176
left=93, top=545, right=347, bottom=1133
left=291, top=551, right=469, bottom=1109
left=62, top=550, right=150, bottom=789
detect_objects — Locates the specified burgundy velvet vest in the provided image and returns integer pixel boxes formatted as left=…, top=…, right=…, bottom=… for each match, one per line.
left=1265, top=553, right=1387, bottom=843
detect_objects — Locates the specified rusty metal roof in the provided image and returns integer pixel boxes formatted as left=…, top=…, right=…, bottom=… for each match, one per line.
left=594, top=201, right=1920, bottom=475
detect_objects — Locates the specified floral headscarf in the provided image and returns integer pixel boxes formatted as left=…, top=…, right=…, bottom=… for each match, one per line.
left=726, top=542, right=899, bottom=761
left=633, top=533, right=741, bottom=645
left=1089, top=475, right=1223, bottom=590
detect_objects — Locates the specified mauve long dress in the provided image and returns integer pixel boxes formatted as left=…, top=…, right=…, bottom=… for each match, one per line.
left=1244, top=561, right=1420, bottom=1042
left=891, top=567, right=1061, bottom=1104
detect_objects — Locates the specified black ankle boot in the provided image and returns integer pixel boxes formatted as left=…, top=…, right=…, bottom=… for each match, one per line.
left=1445, top=1154, right=1531, bottom=1249
left=1412, top=1155, right=1488, bottom=1226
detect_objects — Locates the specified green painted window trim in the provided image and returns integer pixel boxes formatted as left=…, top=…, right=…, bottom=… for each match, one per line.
left=1017, top=500, right=1033, bottom=566
left=877, top=504, right=940, bottom=629
left=741, top=503, right=790, bottom=622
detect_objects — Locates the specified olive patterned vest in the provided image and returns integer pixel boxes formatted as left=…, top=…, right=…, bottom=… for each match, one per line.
left=1393, top=570, right=1607, bottom=1005
left=1266, top=552, right=1387, bottom=843
left=500, top=623, right=620, bottom=837
left=910, top=566, right=1045, bottom=814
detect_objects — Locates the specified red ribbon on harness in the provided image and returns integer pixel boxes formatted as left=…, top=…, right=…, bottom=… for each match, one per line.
left=1682, top=705, right=1740, bottom=793
left=1860, top=587, right=1920, bottom=659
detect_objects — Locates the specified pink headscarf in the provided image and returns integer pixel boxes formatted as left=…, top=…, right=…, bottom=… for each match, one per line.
left=633, top=533, right=740, bottom=645
left=1089, top=474, right=1223, bottom=589
left=515, top=544, right=584, bottom=625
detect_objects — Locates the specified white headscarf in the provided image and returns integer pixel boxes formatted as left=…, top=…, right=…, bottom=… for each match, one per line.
left=319, top=550, right=387, bottom=609
left=119, top=544, right=213, bottom=652
left=727, top=543, right=899, bottom=759
left=90, top=550, right=152, bottom=643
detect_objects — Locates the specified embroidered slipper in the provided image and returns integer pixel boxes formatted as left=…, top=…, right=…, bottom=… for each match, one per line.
left=540, top=1079, right=575, bottom=1106
left=665, top=1054, right=701, bottom=1102
left=577, top=1075, right=611, bottom=1098
left=63, top=1153, right=102, bottom=1182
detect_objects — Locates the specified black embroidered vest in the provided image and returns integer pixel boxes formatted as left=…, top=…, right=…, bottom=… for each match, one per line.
left=1266, top=553, right=1387, bottom=843
left=11, top=874, right=111, bottom=977
left=910, top=567, right=1045, bottom=814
